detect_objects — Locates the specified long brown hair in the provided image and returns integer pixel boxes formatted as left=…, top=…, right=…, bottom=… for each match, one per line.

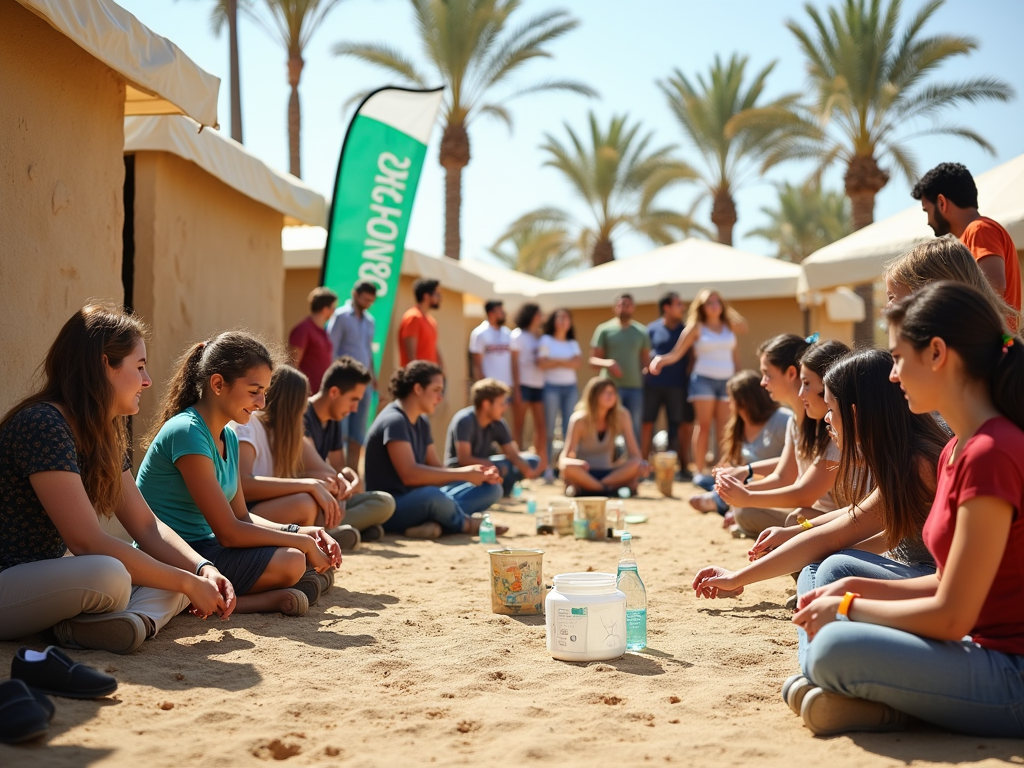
left=0, top=303, right=147, bottom=516
left=576, top=377, right=627, bottom=451
left=146, top=331, right=274, bottom=446
left=259, top=365, right=308, bottom=478
left=686, top=288, right=745, bottom=330
left=796, top=339, right=850, bottom=461
left=883, top=236, right=1018, bottom=328
left=823, top=349, right=948, bottom=548
left=723, top=370, right=779, bottom=465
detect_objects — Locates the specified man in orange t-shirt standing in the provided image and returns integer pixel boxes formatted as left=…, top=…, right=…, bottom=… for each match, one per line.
left=912, top=162, right=1021, bottom=329
left=398, top=278, right=444, bottom=370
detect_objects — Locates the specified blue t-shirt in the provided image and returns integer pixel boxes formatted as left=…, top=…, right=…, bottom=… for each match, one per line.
left=644, top=319, right=691, bottom=388
left=136, top=407, right=238, bottom=542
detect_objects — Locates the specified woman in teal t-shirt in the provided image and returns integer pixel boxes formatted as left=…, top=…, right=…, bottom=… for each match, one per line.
left=138, top=332, right=340, bottom=617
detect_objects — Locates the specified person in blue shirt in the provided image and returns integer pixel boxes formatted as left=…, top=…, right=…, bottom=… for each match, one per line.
left=138, top=332, right=341, bottom=617
left=641, top=292, right=694, bottom=479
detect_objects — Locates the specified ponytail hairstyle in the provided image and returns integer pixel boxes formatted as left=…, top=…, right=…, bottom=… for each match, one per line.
left=823, top=350, right=949, bottom=548
left=146, top=331, right=273, bottom=446
left=885, top=281, right=1024, bottom=432
left=723, top=370, right=779, bottom=465
left=259, top=365, right=309, bottom=478
left=0, top=303, right=147, bottom=516
left=796, top=339, right=851, bottom=460
left=883, top=236, right=1018, bottom=329
left=389, top=360, right=443, bottom=400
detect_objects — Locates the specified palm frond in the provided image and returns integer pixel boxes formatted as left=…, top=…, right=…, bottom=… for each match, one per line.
left=333, top=42, right=431, bottom=87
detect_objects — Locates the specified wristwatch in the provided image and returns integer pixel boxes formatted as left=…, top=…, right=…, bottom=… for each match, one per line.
left=194, top=559, right=215, bottom=575
left=281, top=523, right=301, bottom=533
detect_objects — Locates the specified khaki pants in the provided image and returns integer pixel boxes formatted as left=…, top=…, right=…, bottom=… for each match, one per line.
left=344, top=491, right=395, bottom=532
left=0, top=554, right=189, bottom=641
left=732, top=506, right=792, bottom=538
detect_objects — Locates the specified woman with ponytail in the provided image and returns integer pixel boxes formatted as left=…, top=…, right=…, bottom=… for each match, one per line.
left=791, top=282, right=1024, bottom=738
left=0, top=304, right=235, bottom=654
left=137, top=333, right=340, bottom=617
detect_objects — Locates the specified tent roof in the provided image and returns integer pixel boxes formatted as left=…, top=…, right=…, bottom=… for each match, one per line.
left=456, top=258, right=550, bottom=297
left=125, top=116, right=327, bottom=226
left=282, top=227, right=494, bottom=298
left=532, top=239, right=801, bottom=309
left=16, top=0, right=220, bottom=127
left=802, top=153, right=1024, bottom=292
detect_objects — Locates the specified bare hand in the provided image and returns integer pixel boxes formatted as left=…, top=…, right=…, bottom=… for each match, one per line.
left=609, top=361, right=623, bottom=378
left=310, top=481, right=342, bottom=528
left=748, top=526, right=800, bottom=561
left=713, top=465, right=747, bottom=483
left=299, top=530, right=334, bottom=572
left=715, top=474, right=751, bottom=506
left=312, top=528, right=342, bottom=569
left=796, top=578, right=853, bottom=611
left=691, top=566, right=744, bottom=599
left=187, top=568, right=235, bottom=619
left=648, top=356, right=663, bottom=376
left=792, top=594, right=842, bottom=641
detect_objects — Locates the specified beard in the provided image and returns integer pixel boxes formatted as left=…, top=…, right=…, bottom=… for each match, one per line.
left=931, top=207, right=952, bottom=236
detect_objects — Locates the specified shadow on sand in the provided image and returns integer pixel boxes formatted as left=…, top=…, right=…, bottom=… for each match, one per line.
left=698, top=600, right=792, bottom=622
left=848, top=726, right=1024, bottom=764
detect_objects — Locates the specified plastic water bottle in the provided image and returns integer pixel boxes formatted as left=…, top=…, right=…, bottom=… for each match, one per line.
left=525, top=492, right=537, bottom=515
left=511, top=481, right=523, bottom=499
left=479, top=514, right=497, bottom=544
left=616, top=532, right=647, bottom=651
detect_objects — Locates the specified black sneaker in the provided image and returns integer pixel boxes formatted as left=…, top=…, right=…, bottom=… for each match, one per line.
left=0, top=679, right=51, bottom=744
left=12, top=646, right=117, bottom=699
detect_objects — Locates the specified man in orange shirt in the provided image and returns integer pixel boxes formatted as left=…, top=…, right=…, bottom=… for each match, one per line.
left=399, top=278, right=444, bottom=370
left=912, top=162, right=1021, bottom=328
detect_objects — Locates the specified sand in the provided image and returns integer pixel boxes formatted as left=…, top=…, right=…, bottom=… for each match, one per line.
left=3, top=480, right=1022, bottom=767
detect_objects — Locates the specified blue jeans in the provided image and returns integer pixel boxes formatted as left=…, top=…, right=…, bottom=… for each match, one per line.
left=803, top=622, right=1024, bottom=737
left=796, top=550, right=936, bottom=670
left=542, top=383, right=578, bottom=463
left=490, top=453, right=540, bottom=496
left=617, top=386, right=643, bottom=441
left=692, top=473, right=729, bottom=514
left=385, top=482, right=502, bottom=534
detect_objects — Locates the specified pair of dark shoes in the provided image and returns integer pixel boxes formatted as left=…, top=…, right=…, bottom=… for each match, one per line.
left=0, top=646, right=118, bottom=744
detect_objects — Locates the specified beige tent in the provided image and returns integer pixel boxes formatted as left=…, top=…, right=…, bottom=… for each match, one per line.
left=802, top=153, right=1024, bottom=292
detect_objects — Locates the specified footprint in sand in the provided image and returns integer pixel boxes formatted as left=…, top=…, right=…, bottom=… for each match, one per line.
left=252, top=739, right=302, bottom=760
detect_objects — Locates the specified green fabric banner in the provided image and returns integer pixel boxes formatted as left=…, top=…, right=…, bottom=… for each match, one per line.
left=320, top=87, right=444, bottom=380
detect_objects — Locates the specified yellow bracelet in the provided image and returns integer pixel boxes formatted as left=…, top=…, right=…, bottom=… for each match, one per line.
left=838, top=591, right=860, bottom=619
left=798, top=516, right=813, bottom=530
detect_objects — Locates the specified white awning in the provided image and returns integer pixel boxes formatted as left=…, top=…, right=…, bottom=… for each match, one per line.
left=282, top=227, right=495, bottom=297
left=532, top=238, right=802, bottom=309
left=456, top=258, right=551, bottom=298
left=802, top=153, right=1024, bottom=291
left=125, top=116, right=328, bottom=226
left=16, top=0, right=220, bottom=127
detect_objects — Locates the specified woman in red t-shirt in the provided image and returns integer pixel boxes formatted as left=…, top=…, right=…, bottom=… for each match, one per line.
left=792, top=282, right=1024, bottom=738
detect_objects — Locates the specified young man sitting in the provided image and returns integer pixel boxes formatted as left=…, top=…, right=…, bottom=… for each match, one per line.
left=443, top=379, right=541, bottom=497
left=303, top=357, right=396, bottom=543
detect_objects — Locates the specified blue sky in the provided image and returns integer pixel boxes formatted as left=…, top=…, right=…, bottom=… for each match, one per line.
left=118, top=0, right=1024, bottom=268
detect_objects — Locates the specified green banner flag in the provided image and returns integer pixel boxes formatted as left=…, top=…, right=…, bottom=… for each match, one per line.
left=320, top=86, right=444, bottom=380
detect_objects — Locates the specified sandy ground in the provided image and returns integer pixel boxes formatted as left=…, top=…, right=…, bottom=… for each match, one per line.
left=3, top=480, right=1023, bottom=768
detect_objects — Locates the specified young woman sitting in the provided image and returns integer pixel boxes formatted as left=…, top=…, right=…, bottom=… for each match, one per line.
left=692, top=349, right=945, bottom=616
left=234, top=363, right=395, bottom=549
left=791, top=283, right=1024, bottom=738
left=137, top=333, right=341, bottom=617
left=560, top=378, right=643, bottom=497
left=0, top=305, right=234, bottom=654
left=363, top=361, right=506, bottom=540
left=716, top=339, right=849, bottom=538
left=689, top=370, right=792, bottom=515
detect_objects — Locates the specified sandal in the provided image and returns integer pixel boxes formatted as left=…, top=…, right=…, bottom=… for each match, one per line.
left=279, top=588, right=309, bottom=617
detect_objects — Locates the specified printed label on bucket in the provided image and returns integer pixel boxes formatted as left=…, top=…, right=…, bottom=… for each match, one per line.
left=554, top=606, right=587, bottom=652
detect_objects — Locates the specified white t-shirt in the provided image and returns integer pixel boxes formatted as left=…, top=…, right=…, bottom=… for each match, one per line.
left=510, top=327, right=545, bottom=389
left=469, top=322, right=513, bottom=385
left=538, top=335, right=581, bottom=386
left=784, top=415, right=840, bottom=512
left=692, top=324, right=737, bottom=380
left=230, top=417, right=275, bottom=477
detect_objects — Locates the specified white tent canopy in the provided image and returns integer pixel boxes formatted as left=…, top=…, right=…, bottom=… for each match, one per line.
left=16, top=0, right=220, bottom=127
left=529, top=239, right=802, bottom=310
left=802, top=153, right=1024, bottom=292
left=456, top=258, right=550, bottom=298
left=282, top=227, right=494, bottom=298
left=126, top=116, right=328, bottom=226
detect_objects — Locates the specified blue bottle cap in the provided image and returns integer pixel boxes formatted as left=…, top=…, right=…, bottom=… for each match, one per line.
left=621, top=532, right=632, bottom=541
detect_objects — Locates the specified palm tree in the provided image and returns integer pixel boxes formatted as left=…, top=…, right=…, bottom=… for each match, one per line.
left=191, top=0, right=246, bottom=141
left=748, top=182, right=851, bottom=263
left=658, top=54, right=803, bottom=246
left=246, top=0, right=345, bottom=177
left=335, top=0, right=594, bottom=260
left=740, top=0, right=1013, bottom=342
left=497, top=112, right=702, bottom=267
left=489, top=221, right=580, bottom=280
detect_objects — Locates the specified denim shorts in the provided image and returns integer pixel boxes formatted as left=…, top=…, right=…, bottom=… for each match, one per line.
left=519, top=385, right=544, bottom=403
left=688, top=372, right=729, bottom=402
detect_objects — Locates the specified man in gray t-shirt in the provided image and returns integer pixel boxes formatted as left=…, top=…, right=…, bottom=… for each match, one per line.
left=443, top=379, right=540, bottom=496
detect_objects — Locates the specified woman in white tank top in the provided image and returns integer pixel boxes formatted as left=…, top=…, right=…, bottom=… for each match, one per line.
left=648, top=289, right=742, bottom=473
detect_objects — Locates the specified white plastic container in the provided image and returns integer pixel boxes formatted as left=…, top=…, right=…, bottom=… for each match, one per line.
left=545, top=572, right=627, bottom=662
